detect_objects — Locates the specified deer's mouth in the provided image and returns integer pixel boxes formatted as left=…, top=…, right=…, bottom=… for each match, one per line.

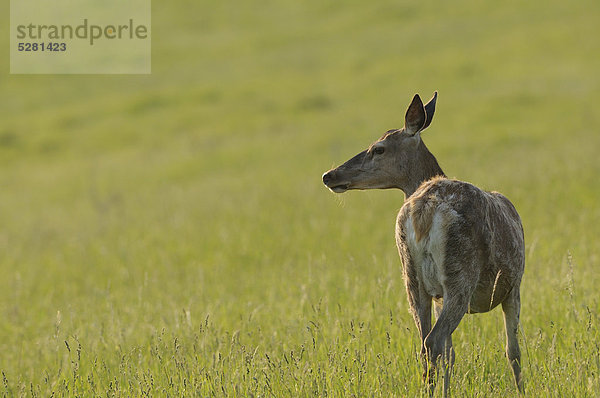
left=322, top=170, right=350, bottom=193
left=328, top=183, right=349, bottom=193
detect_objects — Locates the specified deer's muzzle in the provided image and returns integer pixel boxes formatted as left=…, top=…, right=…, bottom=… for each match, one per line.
left=322, top=170, right=350, bottom=193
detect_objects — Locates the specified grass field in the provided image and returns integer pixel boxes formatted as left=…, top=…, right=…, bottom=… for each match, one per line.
left=1, top=0, right=600, bottom=396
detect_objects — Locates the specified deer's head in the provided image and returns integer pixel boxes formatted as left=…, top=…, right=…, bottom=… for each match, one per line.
left=322, top=92, right=442, bottom=196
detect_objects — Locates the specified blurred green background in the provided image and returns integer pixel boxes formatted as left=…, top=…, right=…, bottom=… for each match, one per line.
left=1, top=0, right=599, bottom=396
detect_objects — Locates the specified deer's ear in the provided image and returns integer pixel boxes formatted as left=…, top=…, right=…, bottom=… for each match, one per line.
left=422, top=91, right=438, bottom=130
left=404, top=94, right=426, bottom=136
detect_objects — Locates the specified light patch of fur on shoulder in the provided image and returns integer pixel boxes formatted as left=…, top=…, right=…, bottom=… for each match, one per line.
left=409, top=194, right=439, bottom=243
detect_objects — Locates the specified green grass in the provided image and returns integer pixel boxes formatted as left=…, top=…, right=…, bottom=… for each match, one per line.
left=1, top=0, right=600, bottom=396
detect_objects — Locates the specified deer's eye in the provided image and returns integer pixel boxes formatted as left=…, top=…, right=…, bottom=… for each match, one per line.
left=373, top=146, right=385, bottom=155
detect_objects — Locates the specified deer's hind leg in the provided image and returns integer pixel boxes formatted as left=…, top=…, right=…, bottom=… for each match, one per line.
left=434, top=301, right=455, bottom=397
left=423, top=292, right=468, bottom=397
left=502, top=287, right=524, bottom=393
left=406, top=282, right=433, bottom=385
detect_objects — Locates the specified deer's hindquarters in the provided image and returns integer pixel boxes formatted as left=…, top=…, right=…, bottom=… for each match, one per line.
left=397, top=177, right=525, bottom=315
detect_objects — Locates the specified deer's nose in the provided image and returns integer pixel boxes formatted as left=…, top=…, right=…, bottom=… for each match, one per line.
left=322, top=170, right=335, bottom=186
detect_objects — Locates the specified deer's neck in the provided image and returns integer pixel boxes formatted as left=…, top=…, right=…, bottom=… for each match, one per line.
left=402, top=142, right=446, bottom=198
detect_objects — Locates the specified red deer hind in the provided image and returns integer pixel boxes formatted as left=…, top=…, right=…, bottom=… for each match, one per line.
left=322, top=92, right=525, bottom=396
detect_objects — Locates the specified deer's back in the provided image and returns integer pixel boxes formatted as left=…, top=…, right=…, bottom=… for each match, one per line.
left=396, top=176, right=525, bottom=312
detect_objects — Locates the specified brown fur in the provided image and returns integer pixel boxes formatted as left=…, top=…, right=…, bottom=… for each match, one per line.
left=409, top=177, right=446, bottom=242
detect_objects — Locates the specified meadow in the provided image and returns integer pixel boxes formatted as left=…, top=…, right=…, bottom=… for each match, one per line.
left=1, top=0, right=599, bottom=396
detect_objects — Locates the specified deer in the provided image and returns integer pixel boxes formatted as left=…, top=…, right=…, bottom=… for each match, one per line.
left=322, top=92, right=525, bottom=396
